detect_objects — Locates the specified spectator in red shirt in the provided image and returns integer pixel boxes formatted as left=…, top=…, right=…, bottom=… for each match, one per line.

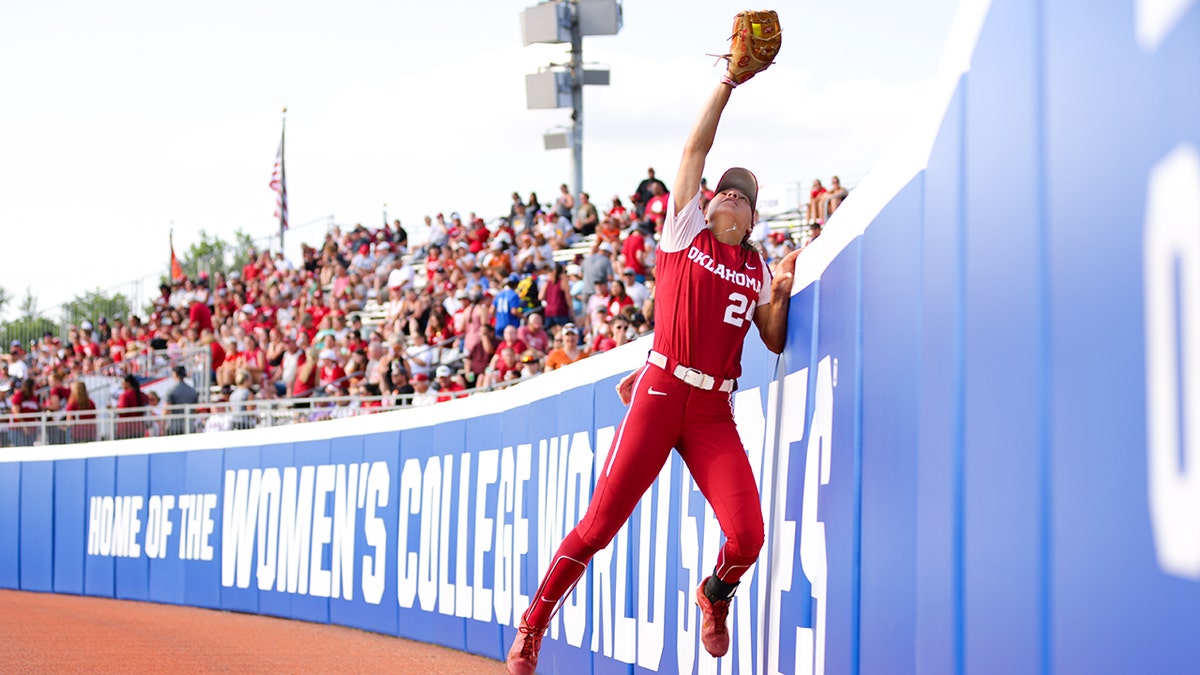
left=10, top=378, right=40, bottom=446
left=190, top=291, right=214, bottom=332
left=319, top=349, right=346, bottom=393
left=292, top=346, right=320, bottom=402
left=607, top=279, right=635, bottom=318
left=116, top=374, right=148, bottom=440
left=490, top=346, right=524, bottom=384
left=807, top=178, right=827, bottom=225
left=590, top=321, right=617, bottom=353
left=433, top=364, right=467, bottom=402
left=644, top=182, right=671, bottom=230
left=621, top=223, right=650, bottom=281
left=492, top=325, right=528, bottom=362
left=65, top=381, right=97, bottom=443
left=607, top=196, right=629, bottom=224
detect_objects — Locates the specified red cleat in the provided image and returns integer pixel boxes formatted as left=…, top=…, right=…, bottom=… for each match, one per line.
left=507, top=620, right=545, bottom=675
left=696, top=577, right=732, bottom=657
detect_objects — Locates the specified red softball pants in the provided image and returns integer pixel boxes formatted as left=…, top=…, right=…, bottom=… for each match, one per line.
left=523, top=364, right=764, bottom=629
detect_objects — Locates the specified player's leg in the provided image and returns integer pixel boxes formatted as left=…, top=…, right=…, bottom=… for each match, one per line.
left=522, top=367, right=682, bottom=629
left=509, top=367, right=682, bottom=674
left=677, top=391, right=765, bottom=657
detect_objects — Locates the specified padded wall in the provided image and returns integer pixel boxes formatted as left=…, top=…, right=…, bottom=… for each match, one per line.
left=1, top=1, right=1197, bottom=673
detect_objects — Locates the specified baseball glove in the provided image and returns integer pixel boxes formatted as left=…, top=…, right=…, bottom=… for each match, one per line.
left=721, top=10, right=782, bottom=85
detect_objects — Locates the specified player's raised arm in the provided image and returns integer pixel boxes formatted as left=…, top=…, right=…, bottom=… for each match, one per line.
left=672, top=83, right=734, bottom=216
left=672, top=10, right=782, bottom=218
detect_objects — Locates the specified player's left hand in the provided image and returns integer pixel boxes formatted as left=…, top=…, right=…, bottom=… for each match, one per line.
left=771, top=249, right=801, bottom=296
left=616, top=366, right=643, bottom=405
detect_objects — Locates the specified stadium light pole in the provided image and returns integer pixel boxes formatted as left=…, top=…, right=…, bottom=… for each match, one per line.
left=567, top=1, right=583, bottom=202
left=522, top=0, right=620, bottom=202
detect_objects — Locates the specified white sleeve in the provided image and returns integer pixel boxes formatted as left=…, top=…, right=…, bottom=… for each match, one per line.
left=659, top=191, right=706, bottom=253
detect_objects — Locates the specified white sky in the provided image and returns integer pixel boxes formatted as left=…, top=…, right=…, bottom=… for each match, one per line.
left=0, top=0, right=960, bottom=317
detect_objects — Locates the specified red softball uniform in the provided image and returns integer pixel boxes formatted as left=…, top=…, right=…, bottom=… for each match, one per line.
left=523, top=191, right=772, bottom=630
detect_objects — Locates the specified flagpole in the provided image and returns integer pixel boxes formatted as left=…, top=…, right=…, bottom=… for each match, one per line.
left=279, top=107, right=287, bottom=253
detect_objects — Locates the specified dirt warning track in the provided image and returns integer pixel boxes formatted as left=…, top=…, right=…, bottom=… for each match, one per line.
left=0, top=590, right=506, bottom=673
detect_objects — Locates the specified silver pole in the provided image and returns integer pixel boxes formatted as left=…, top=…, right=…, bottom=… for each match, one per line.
left=569, top=0, right=584, bottom=199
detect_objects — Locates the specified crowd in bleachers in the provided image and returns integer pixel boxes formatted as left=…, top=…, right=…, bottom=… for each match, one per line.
left=0, top=168, right=838, bottom=444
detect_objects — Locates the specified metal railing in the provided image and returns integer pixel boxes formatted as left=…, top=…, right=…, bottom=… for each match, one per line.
left=0, top=373, right=538, bottom=447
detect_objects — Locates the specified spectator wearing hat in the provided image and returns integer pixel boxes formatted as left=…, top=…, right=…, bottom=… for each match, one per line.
left=622, top=267, right=650, bottom=307
left=596, top=216, right=622, bottom=250
left=434, top=364, right=467, bottom=402
left=538, top=211, right=571, bottom=249
left=765, top=230, right=795, bottom=264
left=5, top=341, right=29, bottom=383
left=410, top=373, right=438, bottom=406
left=581, top=240, right=615, bottom=298
left=350, top=243, right=376, bottom=276
left=519, top=349, right=545, bottom=379
left=620, top=222, right=651, bottom=282
left=482, top=237, right=514, bottom=278
left=166, top=365, right=199, bottom=435
left=318, top=349, right=346, bottom=393
left=545, top=324, right=589, bottom=371
left=492, top=274, right=524, bottom=340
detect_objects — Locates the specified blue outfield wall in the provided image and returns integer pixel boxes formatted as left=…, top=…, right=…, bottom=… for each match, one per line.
left=2, top=1, right=1199, bottom=672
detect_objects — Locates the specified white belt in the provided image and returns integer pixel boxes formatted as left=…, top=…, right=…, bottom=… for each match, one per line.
left=647, top=350, right=735, bottom=393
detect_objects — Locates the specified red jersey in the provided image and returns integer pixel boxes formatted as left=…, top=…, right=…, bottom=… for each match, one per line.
left=189, top=301, right=214, bottom=331
left=622, top=231, right=647, bottom=276
left=654, top=192, right=770, bottom=380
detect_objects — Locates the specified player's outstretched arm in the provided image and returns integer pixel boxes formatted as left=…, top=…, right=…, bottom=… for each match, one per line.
left=754, top=249, right=801, bottom=353
left=672, top=82, right=734, bottom=217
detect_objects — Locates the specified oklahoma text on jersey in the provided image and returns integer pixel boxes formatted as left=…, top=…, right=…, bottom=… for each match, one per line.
left=685, top=245, right=763, bottom=294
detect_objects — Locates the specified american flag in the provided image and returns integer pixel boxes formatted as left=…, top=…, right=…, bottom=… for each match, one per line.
left=269, top=129, right=288, bottom=231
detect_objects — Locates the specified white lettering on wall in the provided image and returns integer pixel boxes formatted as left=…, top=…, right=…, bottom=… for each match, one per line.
left=1145, top=144, right=1200, bottom=579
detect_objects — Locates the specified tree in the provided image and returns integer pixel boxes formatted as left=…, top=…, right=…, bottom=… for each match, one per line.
left=180, top=229, right=232, bottom=279
left=63, top=289, right=132, bottom=326
left=18, top=287, right=40, bottom=322
left=0, top=284, right=10, bottom=320
left=231, top=229, right=259, bottom=273
left=0, top=287, right=57, bottom=350
left=174, top=228, right=270, bottom=282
